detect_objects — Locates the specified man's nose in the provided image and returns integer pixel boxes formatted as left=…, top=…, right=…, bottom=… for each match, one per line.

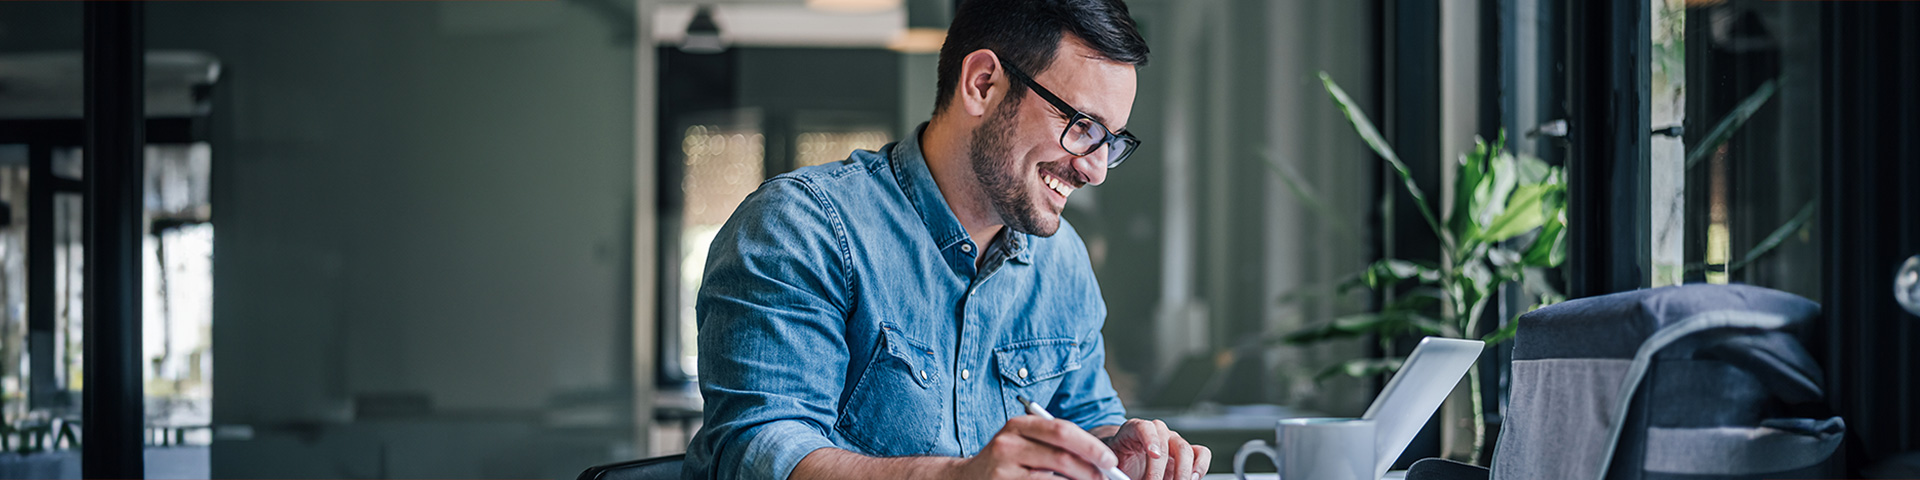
left=1071, top=145, right=1109, bottom=186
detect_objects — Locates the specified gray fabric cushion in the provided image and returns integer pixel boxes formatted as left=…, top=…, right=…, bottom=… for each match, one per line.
left=1495, top=284, right=1833, bottom=480
left=1512, top=284, right=1820, bottom=362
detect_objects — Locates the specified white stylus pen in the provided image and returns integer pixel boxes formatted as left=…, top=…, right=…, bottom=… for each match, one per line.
left=1015, top=394, right=1133, bottom=480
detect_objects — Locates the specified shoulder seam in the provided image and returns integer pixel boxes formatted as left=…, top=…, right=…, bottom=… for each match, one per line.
left=777, top=176, right=860, bottom=310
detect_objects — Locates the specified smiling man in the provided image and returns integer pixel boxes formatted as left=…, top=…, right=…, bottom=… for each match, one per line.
left=683, top=1, right=1210, bottom=479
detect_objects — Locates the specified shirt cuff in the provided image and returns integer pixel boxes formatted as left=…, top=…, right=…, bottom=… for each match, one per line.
left=737, top=420, right=837, bottom=480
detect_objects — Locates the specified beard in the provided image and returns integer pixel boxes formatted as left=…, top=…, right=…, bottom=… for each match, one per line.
left=968, top=95, right=1063, bottom=237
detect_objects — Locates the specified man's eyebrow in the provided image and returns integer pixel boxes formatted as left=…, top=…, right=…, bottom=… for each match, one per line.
left=1083, top=110, right=1111, bottom=126
left=1091, top=111, right=1128, bottom=132
left=1076, top=107, right=1122, bottom=131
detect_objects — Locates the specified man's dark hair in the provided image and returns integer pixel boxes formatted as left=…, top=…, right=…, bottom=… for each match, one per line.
left=933, top=0, right=1149, bottom=114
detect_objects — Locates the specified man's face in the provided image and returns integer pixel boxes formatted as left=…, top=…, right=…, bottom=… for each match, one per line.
left=966, top=37, right=1138, bottom=237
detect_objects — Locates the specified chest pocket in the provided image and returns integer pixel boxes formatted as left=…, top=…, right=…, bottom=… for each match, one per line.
left=994, top=338, right=1083, bottom=418
left=836, top=324, right=944, bottom=457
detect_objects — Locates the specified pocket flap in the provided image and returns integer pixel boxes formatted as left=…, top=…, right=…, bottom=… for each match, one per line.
left=994, top=339, right=1082, bottom=387
left=881, top=324, right=939, bottom=389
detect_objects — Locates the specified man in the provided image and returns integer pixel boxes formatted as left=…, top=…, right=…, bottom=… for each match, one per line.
left=685, top=1, right=1210, bottom=479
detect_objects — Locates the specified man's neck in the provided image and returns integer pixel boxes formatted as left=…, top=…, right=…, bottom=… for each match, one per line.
left=921, top=118, right=1007, bottom=254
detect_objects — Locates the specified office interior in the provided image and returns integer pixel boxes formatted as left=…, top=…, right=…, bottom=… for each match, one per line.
left=0, top=0, right=1915, bottom=478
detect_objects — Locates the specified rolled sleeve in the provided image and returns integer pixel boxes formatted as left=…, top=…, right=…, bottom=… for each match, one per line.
left=684, top=178, right=855, bottom=480
left=737, top=420, right=839, bottom=480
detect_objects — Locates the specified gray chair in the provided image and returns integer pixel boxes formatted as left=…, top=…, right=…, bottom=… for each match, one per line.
left=578, top=454, right=684, bottom=480
left=1409, top=284, right=1844, bottom=480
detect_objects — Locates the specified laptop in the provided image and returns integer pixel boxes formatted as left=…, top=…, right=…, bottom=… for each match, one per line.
left=1360, top=337, right=1485, bottom=479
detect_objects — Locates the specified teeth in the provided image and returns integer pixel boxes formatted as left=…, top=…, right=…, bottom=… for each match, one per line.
left=1042, top=172, right=1073, bottom=198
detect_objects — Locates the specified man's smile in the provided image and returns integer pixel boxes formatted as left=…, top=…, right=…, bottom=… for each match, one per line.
left=1040, top=167, right=1078, bottom=202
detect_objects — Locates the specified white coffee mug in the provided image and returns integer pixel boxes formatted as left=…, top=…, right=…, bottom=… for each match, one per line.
left=1233, top=417, right=1376, bottom=480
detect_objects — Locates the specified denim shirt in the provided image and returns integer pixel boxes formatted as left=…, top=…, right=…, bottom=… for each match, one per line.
left=683, top=124, right=1127, bottom=480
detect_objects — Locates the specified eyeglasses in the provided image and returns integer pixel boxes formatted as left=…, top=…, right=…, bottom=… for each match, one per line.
left=997, top=57, right=1142, bottom=169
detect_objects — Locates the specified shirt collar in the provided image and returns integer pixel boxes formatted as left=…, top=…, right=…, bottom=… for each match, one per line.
left=1006, top=230, right=1033, bottom=264
left=889, top=123, right=1032, bottom=265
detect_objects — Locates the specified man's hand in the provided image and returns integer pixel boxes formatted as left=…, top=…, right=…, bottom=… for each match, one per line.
left=948, top=415, right=1121, bottom=480
left=1097, top=419, right=1211, bottom=480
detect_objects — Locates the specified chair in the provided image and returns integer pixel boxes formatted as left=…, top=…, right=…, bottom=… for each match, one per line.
left=578, top=454, right=685, bottom=480
left=1408, top=284, right=1843, bottom=480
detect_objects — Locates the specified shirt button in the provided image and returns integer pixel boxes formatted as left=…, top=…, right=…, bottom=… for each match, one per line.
left=920, top=370, right=928, bottom=380
left=1018, top=367, right=1029, bottom=379
left=963, top=369, right=973, bottom=380
left=960, top=244, right=973, bottom=252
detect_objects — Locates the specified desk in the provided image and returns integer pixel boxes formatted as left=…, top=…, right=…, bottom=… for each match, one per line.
left=1136, top=404, right=1324, bottom=473
left=1202, top=471, right=1407, bottom=480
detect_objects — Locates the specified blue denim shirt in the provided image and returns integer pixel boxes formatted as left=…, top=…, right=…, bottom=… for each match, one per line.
left=683, top=124, right=1127, bottom=480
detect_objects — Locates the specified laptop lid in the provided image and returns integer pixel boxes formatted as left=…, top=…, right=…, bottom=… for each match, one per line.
left=1360, top=337, right=1485, bottom=479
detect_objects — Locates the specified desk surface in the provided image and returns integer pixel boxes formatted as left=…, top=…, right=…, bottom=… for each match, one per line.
left=1202, top=471, right=1407, bottom=480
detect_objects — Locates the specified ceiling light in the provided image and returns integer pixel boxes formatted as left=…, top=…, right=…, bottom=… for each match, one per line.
left=806, top=0, right=902, bottom=14
left=887, top=27, right=946, bottom=54
left=681, top=6, right=726, bottom=54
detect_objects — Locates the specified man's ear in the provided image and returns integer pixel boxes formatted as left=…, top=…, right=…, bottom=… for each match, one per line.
left=955, top=49, right=1004, bottom=118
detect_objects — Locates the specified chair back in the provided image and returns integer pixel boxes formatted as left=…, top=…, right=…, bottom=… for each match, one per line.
left=578, top=454, right=685, bottom=480
left=1492, top=285, right=1843, bottom=480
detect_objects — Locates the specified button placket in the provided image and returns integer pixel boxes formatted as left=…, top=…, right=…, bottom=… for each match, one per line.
left=958, top=281, right=992, bottom=454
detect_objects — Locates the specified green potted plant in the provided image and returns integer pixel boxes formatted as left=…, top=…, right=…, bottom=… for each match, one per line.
left=1270, top=73, right=1571, bottom=463
left=1276, top=72, right=1805, bottom=463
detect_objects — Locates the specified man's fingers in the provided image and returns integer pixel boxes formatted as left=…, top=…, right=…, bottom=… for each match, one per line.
left=1165, top=432, right=1193, bottom=480
left=1141, top=420, right=1170, bottom=480
left=1145, top=420, right=1169, bottom=458
left=1010, top=416, right=1119, bottom=471
left=1192, top=445, right=1213, bottom=477
left=1034, top=446, right=1104, bottom=480
left=988, top=427, right=1101, bottom=480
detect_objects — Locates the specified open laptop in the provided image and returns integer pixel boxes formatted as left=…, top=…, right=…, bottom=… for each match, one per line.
left=1360, top=337, right=1485, bottom=479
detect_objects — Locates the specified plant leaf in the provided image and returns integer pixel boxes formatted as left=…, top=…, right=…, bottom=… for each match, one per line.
left=1522, top=267, right=1568, bottom=305
left=1384, top=288, right=1444, bottom=313
left=1489, top=247, right=1522, bottom=268
left=1403, top=312, right=1456, bottom=338
left=1284, top=311, right=1448, bottom=344
left=1348, top=259, right=1442, bottom=294
left=1727, top=199, right=1819, bottom=273
left=1275, top=273, right=1362, bottom=306
left=1459, top=260, right=1496, bottom=310
left=1316, top=357, right=1406, bottom=381
left=1285, top=313, right=1382, bottom=344
left=1451, top=137, right=1492, bottom=241
left=1260, top=152, right=1362, bottom=241
left=1521, top=210, right=1568, bottom=267
left=1320, top=72, right=1447, bottom=244
left=1515, top=153, right=1554, bottom=185
left=1481, top=320, right=1521, bottom=345
left=1686, top=79, right=1779, bottom=171
left=1474, top=151, right=1521, bottom=230
left=1478, top=184, right=1556, bottom=241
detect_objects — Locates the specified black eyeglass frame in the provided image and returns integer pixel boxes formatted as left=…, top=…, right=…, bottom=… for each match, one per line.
left=997, top=57, right=1142, bottom=169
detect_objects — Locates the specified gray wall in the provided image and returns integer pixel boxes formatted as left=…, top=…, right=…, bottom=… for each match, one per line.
left=1023, top=0, right=1381, bottom=415
left=146, top=2, right=639, bottom=478
left=2, top=0, right=1389, bottom=473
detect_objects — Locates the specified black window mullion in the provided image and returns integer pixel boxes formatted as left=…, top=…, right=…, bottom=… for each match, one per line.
left=1563, top=0, right=1650, bottom=299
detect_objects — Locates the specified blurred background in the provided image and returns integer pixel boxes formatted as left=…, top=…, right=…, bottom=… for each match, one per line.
left=0, top=0, right=1915, bottom=478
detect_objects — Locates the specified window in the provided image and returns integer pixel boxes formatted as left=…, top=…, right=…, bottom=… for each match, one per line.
left=1677, top=0, right=1823, bottom=299
left=674, top=120, right=765, bottom=380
